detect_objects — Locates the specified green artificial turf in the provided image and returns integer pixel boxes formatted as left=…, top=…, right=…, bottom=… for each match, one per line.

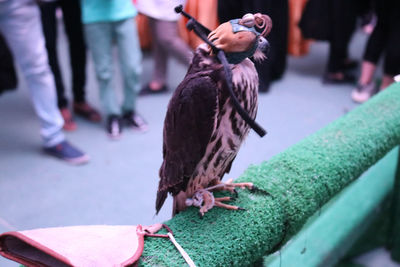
left=139, top=83, right=400, bottom=267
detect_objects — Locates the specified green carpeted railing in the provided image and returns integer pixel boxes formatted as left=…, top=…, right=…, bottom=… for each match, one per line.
left=264, top=146, right=398, bottom=267
left=139, top=83, right=400, bottom=266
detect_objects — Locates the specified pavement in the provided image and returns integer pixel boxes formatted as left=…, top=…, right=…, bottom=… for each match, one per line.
left=0, top=21, right=398, bottom=267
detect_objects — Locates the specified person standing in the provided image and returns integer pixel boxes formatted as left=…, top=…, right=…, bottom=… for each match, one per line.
left=351, top=0, right=400, bottom=103
left=81, top=0, right=147, bottom=139
left=40, top=0, right=101, bottom=131
left=322, top=0, right=363, bottom=84
left=0, top=0, right=89, bottom=164
left=136, top=0, right=193, bottom=95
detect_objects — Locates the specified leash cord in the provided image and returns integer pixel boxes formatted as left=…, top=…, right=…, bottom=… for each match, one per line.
left=167, top=232, right=197, bottom=267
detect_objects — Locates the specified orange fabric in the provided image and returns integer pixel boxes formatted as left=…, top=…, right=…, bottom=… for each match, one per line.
left=137, top=0, right=219, bottom=50
left=288, top=0, right=311, bottom=57
left=136, top=14, right=152, bottom=51
left=178, top=0, right=219, bottom=49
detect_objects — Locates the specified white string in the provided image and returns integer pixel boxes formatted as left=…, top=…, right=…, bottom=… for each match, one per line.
left=167, top=232, right=197, bottom=267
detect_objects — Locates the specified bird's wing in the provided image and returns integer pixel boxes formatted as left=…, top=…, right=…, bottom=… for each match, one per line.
left=156, top=73, right=219, bottom=213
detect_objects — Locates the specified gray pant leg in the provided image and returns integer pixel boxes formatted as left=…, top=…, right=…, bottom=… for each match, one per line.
left=115, top=18, right=142, bottom=113
left=0, top=0, right=64, bottom=147
left=84, top=22, right=119, bottom=116
left=149, top=18, right=193, bottom=85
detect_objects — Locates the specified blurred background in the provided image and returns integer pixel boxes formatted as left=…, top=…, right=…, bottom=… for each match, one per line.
left=0, top=0, right=399, bottom=266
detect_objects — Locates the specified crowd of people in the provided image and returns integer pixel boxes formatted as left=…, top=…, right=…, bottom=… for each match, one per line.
left=304, top=0, right=400, bottom=103
left=0, top=0, right=398, bottom=165
left=0, top=0, right=184, bottom=164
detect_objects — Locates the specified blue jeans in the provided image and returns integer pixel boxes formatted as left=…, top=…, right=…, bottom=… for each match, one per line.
left=0, top=0, right=64, bottom=147
left=84, top=18, right=142, bottom=116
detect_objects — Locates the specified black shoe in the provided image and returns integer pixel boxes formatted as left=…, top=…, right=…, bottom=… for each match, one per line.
left=323, top=72, right=356, bottom=85
left=139, top=84, right=168, bottom=96
left=106, top=114, right=122, bottom=139
left=43, top=141, right=89, bottom=165
left=122, top=110, right=148, bottom=132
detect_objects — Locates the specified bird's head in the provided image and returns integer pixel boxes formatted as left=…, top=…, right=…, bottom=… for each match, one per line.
left=208, top=13, right=272, bottom=64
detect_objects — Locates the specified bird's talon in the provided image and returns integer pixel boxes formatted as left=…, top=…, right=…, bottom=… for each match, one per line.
left=237, top=207, right=246, bottom=211
left=233, top=189, right=239, bottom=197
left=226, top=196, right=235, bottom=202
left=250, top=185, right=270, bottom=195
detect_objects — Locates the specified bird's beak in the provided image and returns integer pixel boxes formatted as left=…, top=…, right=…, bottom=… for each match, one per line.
left=258, top=36, right=270, bottom=56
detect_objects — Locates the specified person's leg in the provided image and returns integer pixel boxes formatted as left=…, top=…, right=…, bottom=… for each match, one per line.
left=41, top=1, right=78, bottom=131
left=60, top=0, right=86, bottom=104
left=157, top=20, right=192, bottom=66
left=115, top=18, right=148, bottom=131
left=0, top=0, right=88, bottom=163
left=325, top=0, right=358, bottom=83
left=146, top=17, right=168, bottom=92
left=0, top=33, right=17, bottom=92
left=359, top=0, right=388, bottom=83
left=85, top=22, right=122, bottom=138
left=358, top=61, right=377, bottom=85
left=380, top=75, right=394, bottom=89
left=0, top=0, right=64, bottom=147
left=381, top=0, right=400, bottom=90
left=114, top=18, right=142, bottom=113
left=39, top=1, right=68, bottom=108
left=84, top=22, right=119, bottom=116
left=352, top=0, right=389, bottom=103
left=60, top=0, right=101, bottom=122
left=381, top=42, right=399, bottom=90
left=145, top=18, right=192, bottom=93
left=351, top=59, right=379, bottom=103
left=362, top=25, right=386, bottom=78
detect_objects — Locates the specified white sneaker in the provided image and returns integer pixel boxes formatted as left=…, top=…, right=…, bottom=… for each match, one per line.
left=351, top=82, right=377, bottom=103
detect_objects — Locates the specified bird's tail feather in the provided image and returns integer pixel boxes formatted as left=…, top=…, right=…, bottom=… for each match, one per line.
left=172, top=192, right=187, bottom=216
left=155, top=190, right=168, bottom=215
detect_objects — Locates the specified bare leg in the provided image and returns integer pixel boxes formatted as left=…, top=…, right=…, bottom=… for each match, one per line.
left=380, top=74, right=394, bottom=90
left=352, top=61, right=378, bottom=103
left=359, top=61, right=376, bottom=85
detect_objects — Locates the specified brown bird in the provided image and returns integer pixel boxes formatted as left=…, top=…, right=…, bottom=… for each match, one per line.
left=156, top=13, right=272, bottom=217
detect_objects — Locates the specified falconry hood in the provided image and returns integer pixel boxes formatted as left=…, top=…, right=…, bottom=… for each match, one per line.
left=226, top=13, right=272, bottom=64
left=208, top=13, right=272, bottom=64
left=175, top=5, right=271, bottom=137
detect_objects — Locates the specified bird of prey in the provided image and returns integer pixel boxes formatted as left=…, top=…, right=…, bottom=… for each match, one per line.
left=156, top=13, right=272, bottom=217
